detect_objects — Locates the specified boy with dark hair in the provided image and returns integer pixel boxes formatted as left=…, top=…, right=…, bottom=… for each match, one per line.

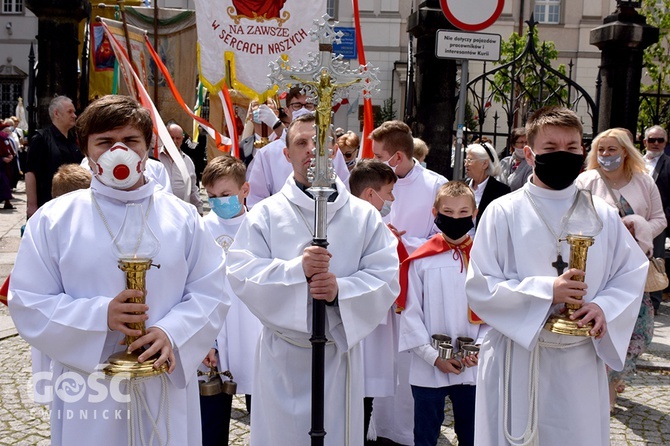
left=10, top=94, right=230, bottom=445
left=349, top=159, right=404, bottom=444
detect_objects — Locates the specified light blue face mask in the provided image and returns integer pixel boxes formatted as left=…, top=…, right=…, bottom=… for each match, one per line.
left=208, top=195, right=243, bottom=219
left=597, top=154, right=623, bottom=172
left=373, top=190, right=393, bottom=217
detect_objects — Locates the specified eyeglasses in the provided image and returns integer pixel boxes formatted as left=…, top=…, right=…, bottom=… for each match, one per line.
left=342, top=146, right=359, bottom=157
left=288, top=102, right=316, bottom=111
left=464, top=158, right=481, bottom=165
left=647, top=137, right=666, bottom=144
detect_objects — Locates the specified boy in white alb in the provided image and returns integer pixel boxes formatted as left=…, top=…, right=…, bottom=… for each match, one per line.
left=200, top=155, right=262, bottom=443
left=369, top=120, right=448, bottom=445
left=466, top=106, right=648, bottom=446
left=399, top=182, right=488, bottom=446
left=349, top=159, right=405, bottom=444
left=9, top=95, right=229, bottom=446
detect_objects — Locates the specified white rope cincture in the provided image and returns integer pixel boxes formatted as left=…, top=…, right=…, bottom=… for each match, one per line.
left=127, top=374, right=171, bottom=446
left=502, top=336, right=591, bottom=446
left=345, top=349, right=351, bottom=446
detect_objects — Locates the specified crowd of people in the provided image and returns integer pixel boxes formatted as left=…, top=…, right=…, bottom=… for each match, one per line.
left=3, top=93, right=664, bottom=446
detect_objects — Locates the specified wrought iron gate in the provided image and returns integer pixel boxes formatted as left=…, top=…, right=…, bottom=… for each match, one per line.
left=464, top=17, right=598, bottom=152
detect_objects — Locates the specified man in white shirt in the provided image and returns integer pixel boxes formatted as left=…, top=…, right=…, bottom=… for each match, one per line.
left=227, top=113, right=399, bottom=446
left=246, top=86, right=350, bottom=208
left=160, top=123, right=203, bottom=214
left=643, top=125, right=670, bottom=314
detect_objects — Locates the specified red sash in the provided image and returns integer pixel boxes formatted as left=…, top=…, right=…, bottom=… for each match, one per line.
left=0, top=274, right=9, bottom=306
left=396, top=234, right=482, bottom=324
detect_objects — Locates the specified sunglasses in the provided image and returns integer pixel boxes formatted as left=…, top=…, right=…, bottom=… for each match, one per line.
left=647, top=138, right=666, bottom=144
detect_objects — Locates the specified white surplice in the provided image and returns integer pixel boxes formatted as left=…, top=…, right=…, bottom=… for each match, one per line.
left=383, top=161, right=448, bottom=254
left=202, top=210, right=262, bottom=395
left=373, top=161, right=447, bottom=445
left=226, top=176, right=400, bottom=446
left=465, top=181, right=648, bottom=446
left=400, top=251, right=489, bottom=388
left=246, top=138, right=350, bottom=208
left=9, top=177, right=230, bottom=446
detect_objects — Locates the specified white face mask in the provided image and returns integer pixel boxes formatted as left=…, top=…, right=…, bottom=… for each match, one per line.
left=383, top=152, right=398, bottom=174
left=373, top=189, right=393, bottom=217
left=291, top=107, right=315, bottom=120
left=92, top=143, right=146, bottom=190
left=514, top=148, right=526, bottom=159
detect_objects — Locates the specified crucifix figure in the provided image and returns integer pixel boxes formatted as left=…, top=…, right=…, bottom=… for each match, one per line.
left=268, top=14, right=379, bottom=446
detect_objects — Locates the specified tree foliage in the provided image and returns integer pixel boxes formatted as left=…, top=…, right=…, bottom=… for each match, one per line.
left=639, top=0, right=670, bottom=132
left=374, top=98, right=396, bottom=128
left=491, top=27, right=567, bottom=124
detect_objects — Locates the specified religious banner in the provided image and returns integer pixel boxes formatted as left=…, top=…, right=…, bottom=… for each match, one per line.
left=97, top=18, right=151, bottom=100
left=100, top=18, right=192, bottom=200
left=193, top=0, right=326, bottom=100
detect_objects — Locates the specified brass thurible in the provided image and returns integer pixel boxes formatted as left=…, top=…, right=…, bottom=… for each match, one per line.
left=198, top=367, right=237, bottom=396
left=103, top=259, right=167, bottom=377
left=544, top=235, right=595, bottom=337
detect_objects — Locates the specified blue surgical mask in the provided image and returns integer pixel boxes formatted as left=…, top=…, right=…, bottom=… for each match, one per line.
left=373, top=190, right=393, bottom=217
left=597, top=154, right=623, bottom=172
left=208, top=195, right=243, bottom=219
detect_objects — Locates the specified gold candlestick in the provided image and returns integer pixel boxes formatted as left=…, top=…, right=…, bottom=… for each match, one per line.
left=103, top=259, right=167, bottom=377
left=544, top=234, right=595, bottom=337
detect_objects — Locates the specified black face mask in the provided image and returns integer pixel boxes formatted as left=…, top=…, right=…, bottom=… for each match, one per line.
left=532, top=150, right=584, bottom=190
left=434, top=212, right=474, bottom=241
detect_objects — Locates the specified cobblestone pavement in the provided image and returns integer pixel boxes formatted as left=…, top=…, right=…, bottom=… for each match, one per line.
left=2, top=182, right=670, bottom=445
left=0, top=312, right=668, bottom=446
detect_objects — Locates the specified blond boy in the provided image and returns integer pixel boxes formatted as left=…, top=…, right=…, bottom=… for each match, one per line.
left=398, top=181, right=488, bottom=446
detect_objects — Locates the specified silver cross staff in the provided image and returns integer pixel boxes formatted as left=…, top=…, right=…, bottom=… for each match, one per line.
left=268, top=14, right=378, bottom=446
left=269, top=14, right=379, bottom=207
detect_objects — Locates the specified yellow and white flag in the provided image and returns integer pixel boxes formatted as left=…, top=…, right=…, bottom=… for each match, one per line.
left=194, top=0, right=326, bottom=100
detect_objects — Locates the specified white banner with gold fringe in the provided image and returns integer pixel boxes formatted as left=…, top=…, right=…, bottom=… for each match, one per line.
left=194, top=0, right=326, bottom=100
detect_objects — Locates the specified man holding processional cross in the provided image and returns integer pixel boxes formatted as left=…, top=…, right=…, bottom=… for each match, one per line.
left=227, top=16, right=398, bottom=446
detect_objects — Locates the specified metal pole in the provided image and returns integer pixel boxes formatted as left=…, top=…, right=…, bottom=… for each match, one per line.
left=153, top=0, right=159, bottom=106
left=117, top=0, right=138, bottom=97
left=267, top=19, right=379, bottom=444
left=27, top=43, right=36, bottom=138
left=453, top=59, right=468, bottom=181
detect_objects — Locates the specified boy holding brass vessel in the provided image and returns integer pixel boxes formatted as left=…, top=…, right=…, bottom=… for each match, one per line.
left=199, top=155, right=262, bottom=445
left=398, top=181, right=489, bottom=446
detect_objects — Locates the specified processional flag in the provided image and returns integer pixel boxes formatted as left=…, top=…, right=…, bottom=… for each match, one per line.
left=194, top=0, right=326, bottom=101
left=99, top=18, right=193, bottom=199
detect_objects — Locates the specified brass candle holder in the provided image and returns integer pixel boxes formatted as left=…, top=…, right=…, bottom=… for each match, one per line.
left=103, top=202, right=165, bottom=377
left=544, top=234, right=595, bottom=337
left=103, top=259, right=166, bottom=377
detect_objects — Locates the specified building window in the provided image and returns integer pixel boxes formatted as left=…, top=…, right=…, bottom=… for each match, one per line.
left=0, top=80, right=22, bottom=119
left=327, top=0, right=337, bottom=19
left=534, top=0, right=560, bottom=24
left=2, top=0, right=23, bottom=14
